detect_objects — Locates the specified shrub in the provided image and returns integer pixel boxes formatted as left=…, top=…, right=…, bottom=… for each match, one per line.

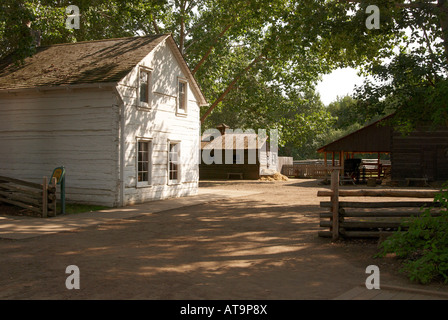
left=376, top=183, right=448, bottom=284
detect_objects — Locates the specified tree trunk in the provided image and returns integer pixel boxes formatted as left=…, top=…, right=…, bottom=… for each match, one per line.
left=179, top=0, right=186, bottom=55
left=179, top=20, right=185, bottom=55
left=151, top=15, right=160, bottom=34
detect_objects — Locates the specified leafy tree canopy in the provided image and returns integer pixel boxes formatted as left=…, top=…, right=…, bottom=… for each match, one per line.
left=1, top=0, right=446, bottom=151
left=348, top=0, right=448, bottom=131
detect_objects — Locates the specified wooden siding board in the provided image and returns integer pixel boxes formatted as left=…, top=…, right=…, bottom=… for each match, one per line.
left=200, top=150, right=261, bottom=180
left=391, top=126, right=448, bottom=181
left=0, top=88, right=120, bottom=206
left=0, top=36, right=202, bottom=207
left=117, top=39, right=200, bottom=205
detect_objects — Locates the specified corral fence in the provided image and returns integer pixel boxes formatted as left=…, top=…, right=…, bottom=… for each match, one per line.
left=277, top=157, right=293, bottom=175
left=0, top=175, right=57, bottom=218
left=317, top=170, right=441, bottom=240
left=282, top=159, right=391, bottom=180
left=282, top=163, right=337, bottom=179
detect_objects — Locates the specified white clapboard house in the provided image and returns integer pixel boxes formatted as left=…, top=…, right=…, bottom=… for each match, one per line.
left=0, top=34, right=207, bottom=207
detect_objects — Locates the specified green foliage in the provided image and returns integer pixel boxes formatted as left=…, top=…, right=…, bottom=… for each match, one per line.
left=310, top=95, right=382, bottom=160
left=1, top=0, right=344, bottom=151
left=377, top=184, right=448, bottom=284
left=353, top=1, right=448, bottom=130
left=0, top=0, right=165, bottom=61
left=203, top=65, right=336, bottom=154
left=0, top=1, right=36, bottom=62
left=2, top=0, right=446, bottom=153
left=327, top=96, right=366, bottom=130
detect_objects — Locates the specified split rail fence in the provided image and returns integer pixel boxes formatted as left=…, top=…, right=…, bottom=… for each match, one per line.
left=317, top=170, right=440, bottom=239
left=0, top=175, right=57, bottom=218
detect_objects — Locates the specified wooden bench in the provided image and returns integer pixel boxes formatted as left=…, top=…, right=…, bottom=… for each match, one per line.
left=227, top=172, right=243, bottom=180
left=406, top=178, right=430, bottom=187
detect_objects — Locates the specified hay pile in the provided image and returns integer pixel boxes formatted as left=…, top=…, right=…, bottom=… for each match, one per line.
left=259, top=172, right=289, bottom=181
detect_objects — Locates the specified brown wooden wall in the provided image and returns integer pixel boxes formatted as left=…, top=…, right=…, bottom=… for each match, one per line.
left=199, top=149, right=260, bottom=180
left=391, top=126, right=448, bottom=181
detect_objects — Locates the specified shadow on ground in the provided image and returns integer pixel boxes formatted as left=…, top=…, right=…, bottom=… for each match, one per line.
left=1, top=179, right=445, bottom=300
left=0, top=197, right=373, bottom=300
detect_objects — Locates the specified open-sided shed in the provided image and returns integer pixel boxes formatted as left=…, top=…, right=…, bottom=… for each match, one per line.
left=317, top=115, right=392, bottom=175
left=317, top=114, right=448, bottom=183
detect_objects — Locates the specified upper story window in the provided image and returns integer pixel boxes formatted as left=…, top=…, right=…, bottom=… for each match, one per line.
left=177, top=79, right=188, bottom=114
left=139, top=68, right=152, bottom=109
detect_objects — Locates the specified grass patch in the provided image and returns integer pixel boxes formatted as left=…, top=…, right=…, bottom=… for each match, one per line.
left=58, top=203, right=110, bottom=215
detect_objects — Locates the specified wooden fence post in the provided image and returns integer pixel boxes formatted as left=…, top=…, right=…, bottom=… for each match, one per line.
left=331, top=170, right=340, bottom=240
left=318, top=184, right=440, bottom=239
left=51, top=177, right=57, bottom=216
left=42, top=176, right=48, bottom=218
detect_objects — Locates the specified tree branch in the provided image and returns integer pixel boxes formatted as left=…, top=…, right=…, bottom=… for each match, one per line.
left=192, top=24, right=232, bottom=75
left=185, top=0, right=197, bottom=14
left=184, top=19, right=207, bottom=38
left=200, top=53, right=265, bottom=123
left=184, top=38, right=199, bottom=53
left=151, top=14, right=160, bottom=34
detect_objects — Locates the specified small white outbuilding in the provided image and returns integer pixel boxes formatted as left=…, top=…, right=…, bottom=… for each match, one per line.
left=0, top=34, right=208, bottom=207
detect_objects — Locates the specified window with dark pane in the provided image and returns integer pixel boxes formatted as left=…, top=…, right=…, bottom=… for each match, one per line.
left=168, top=142, right=179, bottom=182
left=138, top=141, right=150, bottom=183
left=178, top=81, right=186, bottom=112
left=140, top=70, right=150, bottom=104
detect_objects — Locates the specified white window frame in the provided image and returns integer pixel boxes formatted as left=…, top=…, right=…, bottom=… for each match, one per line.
left=176, top=78, right=188, bottom=115
left=136, top=138, right=152, bottom=188
left=138, top=67, right=153, bottom=110
left=167, top=140, right=181, bottom=185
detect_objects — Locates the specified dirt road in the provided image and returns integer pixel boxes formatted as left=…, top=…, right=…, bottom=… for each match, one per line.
left=0, top=179, right=447, bottom=300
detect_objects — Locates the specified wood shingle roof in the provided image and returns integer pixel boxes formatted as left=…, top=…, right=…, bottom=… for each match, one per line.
left=0, top=34, right=169, bottom=90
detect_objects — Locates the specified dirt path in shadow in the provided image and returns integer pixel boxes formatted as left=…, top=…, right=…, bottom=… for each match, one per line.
left=0, top=179, right=447, bottom=299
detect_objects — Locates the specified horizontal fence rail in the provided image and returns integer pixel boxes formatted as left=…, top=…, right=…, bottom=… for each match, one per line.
left=317, top=171, right=441, bottom=239
left=282, top=164, right=336, bottom=178
left=283, top=160, right=391, bottom=180
left=0, top=175, right=57, bottom=218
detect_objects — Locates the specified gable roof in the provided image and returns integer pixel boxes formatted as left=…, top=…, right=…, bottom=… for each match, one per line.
left=201, top=133, right=268, bottom=150
left=317, top=114, right=394, bottom=153
left=0, top=34, right=208, bottom=106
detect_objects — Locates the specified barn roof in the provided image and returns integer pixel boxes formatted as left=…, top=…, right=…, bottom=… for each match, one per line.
left=201, top=133, right=268, bottom=150
left=317, top=114, right=394, bottom=153
left=0, top=34, right=208, bottom=105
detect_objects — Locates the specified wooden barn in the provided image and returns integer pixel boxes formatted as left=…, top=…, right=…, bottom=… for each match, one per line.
left=200, top=124, right=278, bottom=180
left=0, top=34, right=208, bottom=207
left=317, top=114, right=448, bottom=184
